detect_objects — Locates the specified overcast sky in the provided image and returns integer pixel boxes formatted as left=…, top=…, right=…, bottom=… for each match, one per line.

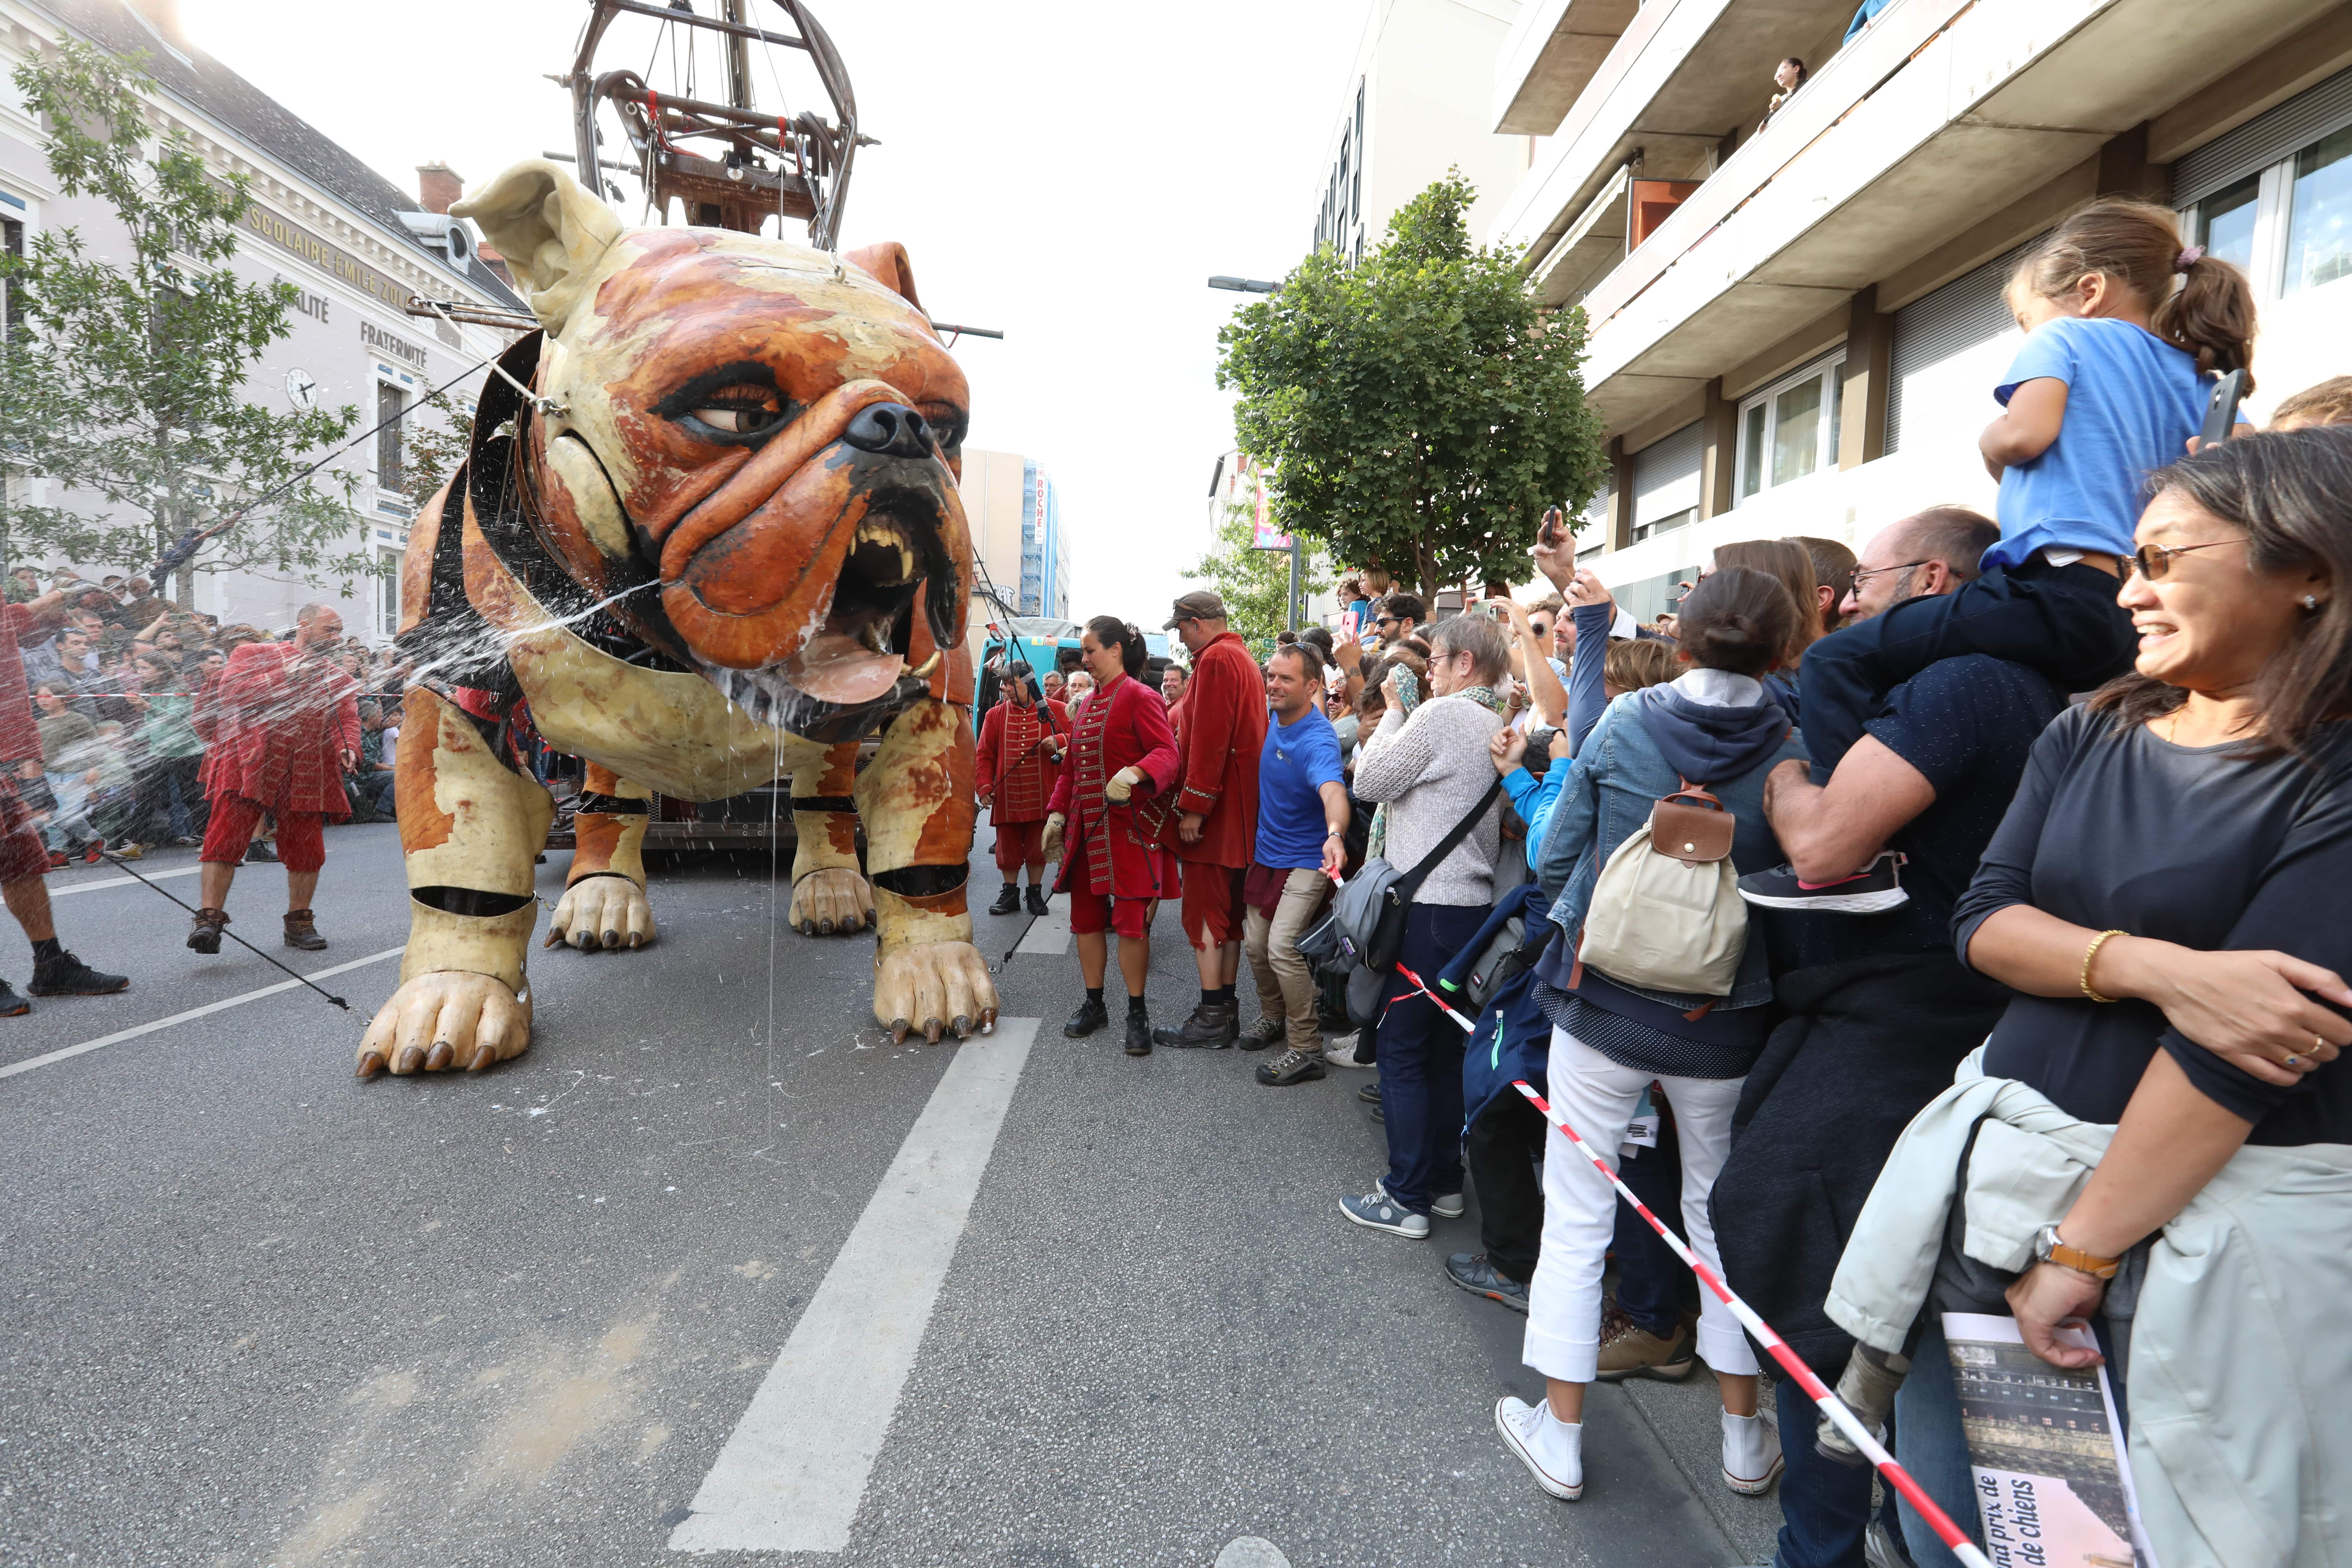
left=178, top=0, right=1364, bottom=629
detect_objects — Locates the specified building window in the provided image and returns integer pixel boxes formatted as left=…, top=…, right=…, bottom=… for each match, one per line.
left=375, top=381, right=407, bottom=491
left=1735, top=352, right=1844, bottom=505
left=377, top=548, right=401, bottom=638
left=2, top=217, right=20, bottom=339
left=2178, top=66, right=2352, bottom=302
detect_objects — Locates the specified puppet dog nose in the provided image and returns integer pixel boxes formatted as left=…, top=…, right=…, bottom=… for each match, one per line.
left=840, top=402, right=934, bottom=460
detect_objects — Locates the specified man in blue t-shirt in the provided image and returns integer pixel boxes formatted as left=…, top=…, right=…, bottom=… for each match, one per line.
left=1718, top=508, right=2065, bottom=1568
left=1244, top=641, right=1351, bottom=1087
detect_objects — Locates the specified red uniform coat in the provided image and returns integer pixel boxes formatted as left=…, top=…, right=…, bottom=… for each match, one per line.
left=1165, top=630, right=1266, bottom=869
left=0, top=603, right=59, bottom=764
left=1047, top=672, right=1181, bottom=901
left=975, top=696, right=1069, bottom=826
left=203, top=641, right=361, bottom=817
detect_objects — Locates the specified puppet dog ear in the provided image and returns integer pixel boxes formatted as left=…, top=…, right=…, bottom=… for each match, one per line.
left=842, top=242, right=924, bottom=316
left=453, top=160, right=624, bottom=338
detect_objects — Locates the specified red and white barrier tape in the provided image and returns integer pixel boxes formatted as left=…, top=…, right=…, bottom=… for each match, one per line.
left=1389, top=962, right=1993, bottom=1568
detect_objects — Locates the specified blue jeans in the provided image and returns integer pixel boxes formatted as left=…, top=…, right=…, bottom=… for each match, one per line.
left=1894, top=1320, right=1987, bottom=1568
left=1773, top=1375, right=1901, bottom=1568
left=1376, top=901, right=1485, bottom=1214
left=1800, top=557, right=2136, bottom=774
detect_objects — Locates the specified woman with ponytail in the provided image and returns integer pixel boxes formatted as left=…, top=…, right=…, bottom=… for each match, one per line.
left=1796, top=198, right=2260, bottom=859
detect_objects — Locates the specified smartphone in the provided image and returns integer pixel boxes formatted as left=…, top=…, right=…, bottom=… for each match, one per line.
left=1392, top=665, right=1421, bottom=710
left=2200, top=369, right=2247, bottom=448
left=1538, top=507, right=1566, bottom=548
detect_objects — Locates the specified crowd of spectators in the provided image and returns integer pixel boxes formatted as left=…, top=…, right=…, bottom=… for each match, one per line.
left=974, top=199, right=2352, bottom=1568
left=0, top=568, right=407, bottom=865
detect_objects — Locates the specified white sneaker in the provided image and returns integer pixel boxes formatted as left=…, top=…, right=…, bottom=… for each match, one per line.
left=1378, top=1177, right=1464, bottom=1219
left=1323, top=1031, right=1372, bottom=1068
left=1495, top=1395, right=1583, bottom=1500
left=1722, top=1408, right=1784, bottom=1496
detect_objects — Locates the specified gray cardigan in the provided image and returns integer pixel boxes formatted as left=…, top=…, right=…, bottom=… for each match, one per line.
left=1352, top=692, right=1505, bottom=907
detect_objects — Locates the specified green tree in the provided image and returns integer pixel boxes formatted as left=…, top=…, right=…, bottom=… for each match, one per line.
left=1216, top=171, right=1606, bottom=602
left=0, top=41, right=367, bottom=605
left=1182, top=497, right=1333, bottom=655
left=399, top=386, right=475, bottom=511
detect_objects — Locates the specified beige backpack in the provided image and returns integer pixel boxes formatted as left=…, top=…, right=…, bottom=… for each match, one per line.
left=1575, top=780, right=1747, bottom=997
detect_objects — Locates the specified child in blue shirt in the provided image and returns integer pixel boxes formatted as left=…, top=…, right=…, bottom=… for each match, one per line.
left=1798, top=197, right=2256, bottom=792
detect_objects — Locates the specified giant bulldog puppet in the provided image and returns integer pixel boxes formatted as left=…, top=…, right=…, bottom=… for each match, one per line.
left=359, top=160, right=998, bottom=1077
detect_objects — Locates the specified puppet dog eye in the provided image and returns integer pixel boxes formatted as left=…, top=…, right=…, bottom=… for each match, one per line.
left=686, top=385, right=785, bottom=439
left=654, top=365, right=799, bottom=447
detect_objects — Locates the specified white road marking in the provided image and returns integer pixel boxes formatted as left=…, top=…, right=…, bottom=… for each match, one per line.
left=1216, top=1540, right=1293, bottom=1568
left=0, top=946, right=404, bottom=1081
left=50, top=865, right=204, bottom=896
left=668, top=1018, right=1040, bottom=1554
left=1015, top=904, right=1071, bottom=956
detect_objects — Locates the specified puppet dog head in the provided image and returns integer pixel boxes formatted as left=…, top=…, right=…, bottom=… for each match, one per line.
left=455, top=161, right=969, bottom=734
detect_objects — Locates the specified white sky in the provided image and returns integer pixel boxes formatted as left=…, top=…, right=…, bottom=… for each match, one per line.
left=179, top=0, right=1365, bottom=629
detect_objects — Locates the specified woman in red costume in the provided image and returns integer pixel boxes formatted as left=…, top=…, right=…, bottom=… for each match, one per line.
left=1042, top=616, right=1180, bottom=1057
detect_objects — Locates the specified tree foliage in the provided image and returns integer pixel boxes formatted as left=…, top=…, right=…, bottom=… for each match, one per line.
left=399, top=387, right=474, bottom=512
left=0, top=41, right=366, bottom=600
left=1181, top=498, right=1333, bottom=656
left=1216, top=172, right=1607, bottom=601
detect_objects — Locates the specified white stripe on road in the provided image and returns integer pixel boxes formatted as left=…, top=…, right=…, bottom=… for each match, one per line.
left=1015, top=905, right=1071, bottom=956
left=50, top=865, right=203, bottom=896
left=668, top=1019, right=1040, bottom=1554
left=0, top=946, right=404, bottom=1080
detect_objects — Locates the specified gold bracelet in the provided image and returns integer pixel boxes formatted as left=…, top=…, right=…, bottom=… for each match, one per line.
left=2080, top=928, right=2126, bottom=1004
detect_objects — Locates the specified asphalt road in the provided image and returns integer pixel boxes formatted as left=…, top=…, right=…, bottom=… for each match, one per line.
left=1, top=825, right=1780, bottom=1566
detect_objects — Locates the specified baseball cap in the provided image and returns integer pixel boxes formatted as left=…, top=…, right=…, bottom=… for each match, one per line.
left=1163, top=590, right=1227, bottom=629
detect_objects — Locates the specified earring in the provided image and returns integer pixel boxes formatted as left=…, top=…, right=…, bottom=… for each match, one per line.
left=2305, top=595, right=2321, bottom=610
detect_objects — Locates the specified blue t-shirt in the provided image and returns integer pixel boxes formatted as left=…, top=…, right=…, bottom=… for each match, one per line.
left=1256, top=706, right=1345, bottom=870
left=1989, top=316, right=2217, bottom=569
left=1756, top=654, right=2064, bottom=969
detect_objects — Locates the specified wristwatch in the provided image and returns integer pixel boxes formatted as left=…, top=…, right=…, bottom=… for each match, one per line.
left=2031, top=1223, right=2120, bottom=1280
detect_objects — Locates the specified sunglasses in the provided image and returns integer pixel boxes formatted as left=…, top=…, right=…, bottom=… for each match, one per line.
left=2130, top=538, right=2245, bottom=581
left=1373, top=616, right=1399, bottom=628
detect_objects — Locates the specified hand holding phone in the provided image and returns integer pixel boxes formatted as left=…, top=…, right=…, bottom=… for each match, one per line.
left=2196, top=369, right=2247, bottom=451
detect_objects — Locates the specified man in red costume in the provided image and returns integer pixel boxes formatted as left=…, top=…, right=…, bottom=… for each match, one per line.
left=0, top=584, right=128, bottom=1013
left=1154, top=591, right=1267, bottom=1049
left=188, top=605, right=360, bottom=954
left=1042, top=617, right=1179, bottom=1058
left=974, top=661, right=1069, bottom=916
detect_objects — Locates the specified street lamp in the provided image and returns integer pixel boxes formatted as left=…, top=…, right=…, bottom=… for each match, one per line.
left=1207, top=276, right=1280, bottom=293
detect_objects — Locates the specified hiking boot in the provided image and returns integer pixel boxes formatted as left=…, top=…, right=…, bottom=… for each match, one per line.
left=1597, top=1312, right=1697, bottom=1382
left=1024, top=884, right=1050, bottom=916
left=1237, top=1014, right=1285, bottom=1052
left=1153, top=1001, right=1237, bottom=1049
left=1445, top=1252, right=1530, bottom=1314
left=1254, top=1047, right=1326, bottom=1086
left=1122, top=1011, right=1153, bottom=1056
left=245, top=839, right=278, bottom=863
left=1063, top=996, right=1108, bottom=1038
left=1723, top=1409, right=1784, bottom=1496
left=0, top=978, right=29, bottom=1017
left=282, top=909, right=328, bottom=951
left=1737, top=851, right=1907, bottom=914
left=1495, top=1395, right=1584, bottom=1501
left=187, top=907, right=229, bottom=954
left=1339, top=1188, right=1428, bottom=1239
left=987, top=883, right=1022, bottom=916
left=28, top=950, right=128, bottom=996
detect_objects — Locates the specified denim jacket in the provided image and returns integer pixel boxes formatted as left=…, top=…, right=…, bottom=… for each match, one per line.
left=1533, top=688, right=1803, bottom=1012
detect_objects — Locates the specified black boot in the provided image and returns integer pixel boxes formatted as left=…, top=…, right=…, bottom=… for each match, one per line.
left=987, top=882, right=1022, bottom=916
left=1024, top=884, right=1050, bottom=916
left=28, top=950, right=128, bottom=996
left=0, top=978, right=29, bottom=1016
left=1123, top=1009, right=1154, bottom=1056
left=1063, top=995, right=1109, bottom=1038
left=187, top=907, right=229, bottom=954
left=1153, top=1001, right=1239, bottom=1049
left=283, top=909, right=328, bottom=951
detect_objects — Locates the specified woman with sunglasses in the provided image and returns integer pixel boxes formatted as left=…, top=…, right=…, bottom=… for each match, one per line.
left=1843, top=429, right=2352, bottom=1568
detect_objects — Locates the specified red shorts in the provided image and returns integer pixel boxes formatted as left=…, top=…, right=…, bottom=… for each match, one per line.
left=1179, top=860, right=1247, bottom=950
left=0, top=774, right=52, bottom=883
left=1067, top=886, right=1155, bottom=940
left=202, top=797, right=327, bottom=874
left=992, top=819, right=1046, bottom=874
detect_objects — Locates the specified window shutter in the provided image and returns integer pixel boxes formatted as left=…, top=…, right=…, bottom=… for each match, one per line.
left=1888, top=240, right=2036, bottom=453
left=1630, top=420, right=1703, bottom=528
left=2175, top=65, right=2352, bottom=206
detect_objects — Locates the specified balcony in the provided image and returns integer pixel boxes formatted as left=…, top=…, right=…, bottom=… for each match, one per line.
left=1563, top=0, right=2326, bottom=434
left=1492, top=0, right=1863, bottom=299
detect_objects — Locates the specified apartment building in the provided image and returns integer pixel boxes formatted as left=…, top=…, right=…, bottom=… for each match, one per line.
left=959, top=449, right=1071, bottom=623
left=0, top=0, right=525, bottom=640
left=1312, top=0, right=1536, bottom=259
left=1490, top=0, right=2352, bottom=619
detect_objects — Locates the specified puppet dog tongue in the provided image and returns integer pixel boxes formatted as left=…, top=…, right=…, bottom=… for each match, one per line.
left=778, top=630, right=905, bottom=706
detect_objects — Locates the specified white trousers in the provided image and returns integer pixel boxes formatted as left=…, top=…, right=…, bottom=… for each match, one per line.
left=1522, top=1028, right=1759, bottom=1385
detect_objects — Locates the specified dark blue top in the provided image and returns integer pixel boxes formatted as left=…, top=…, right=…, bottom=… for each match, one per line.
left=1952, top=704, right=2352, bottom=1142
left=1763, top=655, right=2064, bottom=969
left=1255, top=706, right=1344, bottom=870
